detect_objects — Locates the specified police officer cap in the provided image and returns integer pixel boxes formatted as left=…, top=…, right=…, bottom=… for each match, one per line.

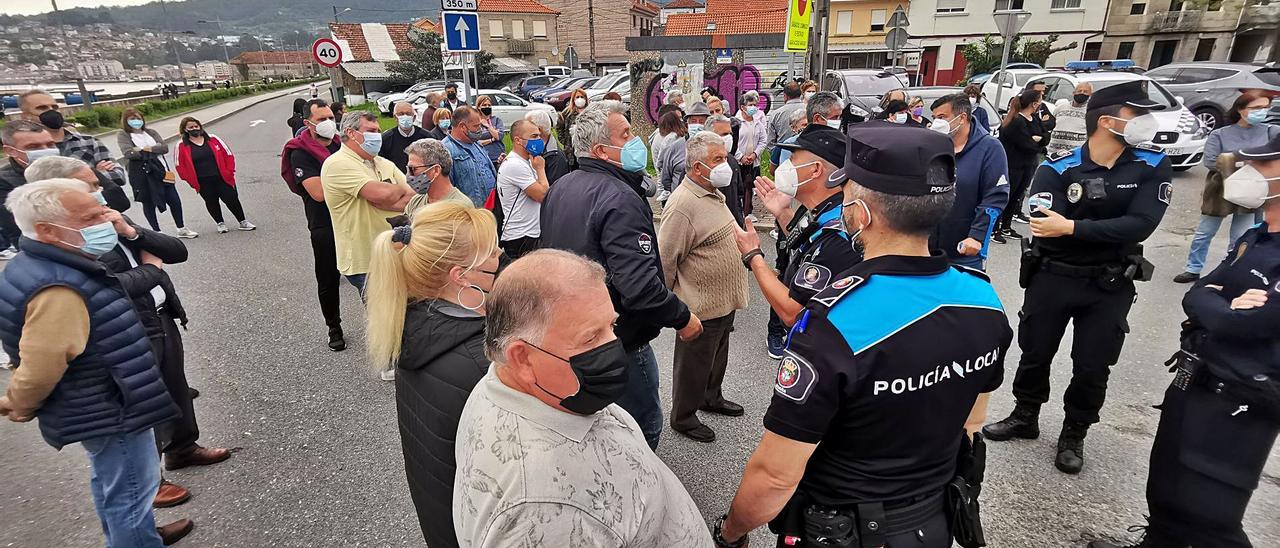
left=777, top=125, right=847, bottom=167
left=1085, top=81, right=1167, bottom=112
left=827, top=121, right=956, bottom=195
left=1238, top=133, right=1280, bottom=161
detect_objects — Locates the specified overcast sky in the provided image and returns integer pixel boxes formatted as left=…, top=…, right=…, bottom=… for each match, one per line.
left=3, top=0, right=156, bottom=17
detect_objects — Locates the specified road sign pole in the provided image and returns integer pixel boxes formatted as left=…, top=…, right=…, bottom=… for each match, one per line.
left=994, top=37, right=1012, bottom=114
left=991, top=10, right=1030, bottom=116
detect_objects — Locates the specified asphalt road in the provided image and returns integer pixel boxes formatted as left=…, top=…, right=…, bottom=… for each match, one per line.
left=1, top=89, right=1277, bottom=548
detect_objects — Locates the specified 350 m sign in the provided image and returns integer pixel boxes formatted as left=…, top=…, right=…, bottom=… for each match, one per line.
left=312, top=38, right=342, bottom=68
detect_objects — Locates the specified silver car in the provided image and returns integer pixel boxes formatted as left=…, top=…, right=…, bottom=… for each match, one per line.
left=1142, top=62, right=1280, bottom=132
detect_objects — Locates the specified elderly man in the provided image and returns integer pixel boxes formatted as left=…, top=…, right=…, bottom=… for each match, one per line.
left=379, top=101, right=431, bottom=173
left=1048, top=81, right=1093, bottom=157
left=403, top=139, right=472, bottom=217
left=707, top=114, right=746, bottom=225
left=666, top=89, right=686, bottom=110
left=443, top=106, right=498, bottom=207
left=419, top=91, right=442, bottom=130
left=0, top=120, right=60, bottom=256
left=929, top=93, right=1010, bottom=270
left=657, top=131, right=748, bottom=443
left=321, top=111, right=414, bottom=295
left=766, top=81, right=805, bottom=151
left=453, top=249, right=713, bottom=546
left=540, top=100, right=702, bottom=449
left=497, top=120, right=550, bottom=259
left=0, top=179, right=194, bottom=546
left=19, top=90, right=127, bottom=191
left=524, top=110, right=569, bottom=183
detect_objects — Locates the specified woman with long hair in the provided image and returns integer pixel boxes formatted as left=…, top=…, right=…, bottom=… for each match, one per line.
left=287, top=98, right=306, bottom=135
left=175, top=116, right=256, bottom=233
left=365, top=201, right=501, bottom=548
left=556, top=88, right=590, bottom=168
left=995, top=89, right=1045, bottom=242
left=654, top=109, right=689, bottom=205
left=474, top=95, right=506, bottom=170
left=117, top=108, right=198, bottom=238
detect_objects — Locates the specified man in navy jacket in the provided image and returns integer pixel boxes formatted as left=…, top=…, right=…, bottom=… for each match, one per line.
left=929, top=94, right=1010, bottom=270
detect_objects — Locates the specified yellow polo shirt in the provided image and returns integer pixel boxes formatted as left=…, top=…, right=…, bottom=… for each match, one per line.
left=320, top=144, right=409, bottom=275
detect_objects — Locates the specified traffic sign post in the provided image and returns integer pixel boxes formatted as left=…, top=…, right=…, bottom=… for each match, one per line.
left=992, top=10, right=1032, bottom=115
left=441, top=0, right=477, bottom=10
left=785, top=0, right=812, bottom=54
left=885, top=5, right=908, bottom=73
left=312, top=38, right=342, bottom=68
left=442, top=11, right=481, bottom=53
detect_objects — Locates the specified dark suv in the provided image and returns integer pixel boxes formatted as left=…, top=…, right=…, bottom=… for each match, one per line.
left=1144, top=62, right=1280, bottom=132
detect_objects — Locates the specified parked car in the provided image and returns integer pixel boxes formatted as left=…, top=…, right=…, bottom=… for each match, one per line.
left=1142, top=62, right=1280, bottom=132
left=903, top=86, right=966, bottom=121
left=1256, top=64, right=1280, bottom=123
left=980, top=68, right=1051, bottom=110
left=411, top=88, right=557, bottom=130
left=515, top=74, right=557, bottom=98
left=820, top=69, right=912, bottom=115
left=1027, top=71, right=1208, bottom=171
left=584, top=71, right=629, bottom=101
left=543, top=77, right=599, bottom=110
left=544, top=65, right=572, bottom=77
left=377, top=81, right=438, bottom=115
left=529, top=76, right=585, bottom=102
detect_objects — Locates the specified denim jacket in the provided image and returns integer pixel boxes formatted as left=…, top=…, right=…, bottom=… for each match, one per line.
left=443, top=135, right=497, bottom=207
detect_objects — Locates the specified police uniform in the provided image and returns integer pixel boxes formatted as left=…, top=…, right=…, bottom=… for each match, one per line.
left=985, top=81, right=1172, bottom=474
left=1091, top=137, right=1280, bottom=548
left=764, top=125, right=1013, bottom=547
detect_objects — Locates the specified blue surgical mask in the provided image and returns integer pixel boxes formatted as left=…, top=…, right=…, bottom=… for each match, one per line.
left=688, top=123, right=704, bottom=135
left=55, top=221, right=118, bottom=257
left=23, top=147, right=60, bottom=164
left=1246, top=109, right=1268, bottom=125
left=439, top=119, right=452, bottom=130
left=359, top=132, right=382, bottom=156
left=397, top=115, right=414, bottom=129
left=746, top=106, right=759, bottom=116
left=90, top=190, right=107, bottom=205
left=524, top=137, right=546, bottom=157
left=127, top=118, right=144, bottom=130
left=605, top=136, right=648, bottom=172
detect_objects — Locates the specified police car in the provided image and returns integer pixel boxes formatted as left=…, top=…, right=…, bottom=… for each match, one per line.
left=1027, top=62, right=1208, bottom=172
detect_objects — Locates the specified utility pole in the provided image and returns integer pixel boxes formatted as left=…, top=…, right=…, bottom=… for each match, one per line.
left=198, top=18, right=232, bottom=67
left=158, top=0, right=189, bottom=87
left=50, top=0, right=94, bottom=108
left=588, top=0, right=597, bottom=75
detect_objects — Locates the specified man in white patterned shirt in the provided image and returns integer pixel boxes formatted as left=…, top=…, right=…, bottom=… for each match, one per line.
left=453, top=249, right=712, bottom=547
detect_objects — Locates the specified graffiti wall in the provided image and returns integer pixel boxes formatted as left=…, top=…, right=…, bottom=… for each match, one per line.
left=631, top=51, right=775, bottom=126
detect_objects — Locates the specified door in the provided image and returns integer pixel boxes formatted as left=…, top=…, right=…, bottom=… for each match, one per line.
left=489, top=92, right=527, bottom=130
left=1150, top=40, right=1178, bottom=69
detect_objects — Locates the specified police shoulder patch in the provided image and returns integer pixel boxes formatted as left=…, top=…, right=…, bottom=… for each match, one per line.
left=638, top=233, right=653, bottom=254
left=1028, top=192, right=1054, bottom=212
left=811, top=275, right=864, bottom=308
left=1047, top=149, right=1074, bottom=162
left=1133, top=142, right=1165, bottom=154
left=294, top=167, right=305, bottom=179
left=774, top=351, right=819, bottom=403
left=1158, top=181, right=1173, bottom=204
left=792, top=262, right=833, bottom=292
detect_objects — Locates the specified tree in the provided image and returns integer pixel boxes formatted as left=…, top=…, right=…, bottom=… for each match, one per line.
left=387, top=31, right=444, bottom=84
left=475, top=51, right=502, bottom=88
left=960, top=34, right=1077, bottom=80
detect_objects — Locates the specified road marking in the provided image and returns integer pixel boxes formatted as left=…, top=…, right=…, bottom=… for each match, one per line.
left=249, top=120, right=266, bottom=127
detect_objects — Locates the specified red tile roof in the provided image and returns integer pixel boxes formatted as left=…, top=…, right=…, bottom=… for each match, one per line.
left=327, top=23, right=414, bottom=62
left=412, top=17, right=441, bottom=34
left=705, top=0, right=784, bottom=13
left=663, top=0, right=704, bottom=9
left=230, top=51, right=315, bottom=66
left=633, top=0, right=661, bottom=15
left=663, top=8, right=786, bottom=35
left=478, top=0, right=559, bottom=14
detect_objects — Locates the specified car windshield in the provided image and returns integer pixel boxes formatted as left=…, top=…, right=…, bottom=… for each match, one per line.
left=1089, top=78, right=1179, bottom=110
left=589, top=73, right=625, bottom=90
left=843, top=73, right=904, bottom=96
left=547, top=77, right=574, bottom=88
left=1254, top=67, right=1280, bottom=88
left=568, top=78, right=598, bottom=90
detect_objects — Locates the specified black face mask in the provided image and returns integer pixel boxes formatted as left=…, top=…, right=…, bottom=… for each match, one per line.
left=1073, top=93, right=1090, bottom=105
left=526, top=339, right=630, bottom=415
left=447, top=92, right=458, bottom=100
left=185, top=129, right=205, bottom=139
left=39, top=110, right=65, bottom=130
left=480, top=107, right=493, bottom=116
left=481, top=251, right=512, bottom=278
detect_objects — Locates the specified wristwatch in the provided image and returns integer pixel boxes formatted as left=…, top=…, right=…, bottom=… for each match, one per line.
left=713, top=514, right=747, bottom=548
left=741, top=248, right=764, bottom=271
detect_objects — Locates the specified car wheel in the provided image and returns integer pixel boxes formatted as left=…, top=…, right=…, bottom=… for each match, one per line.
left=1193, top=107, right=1222, bottom=132
left=1173, top=165, right=1193, bottom=172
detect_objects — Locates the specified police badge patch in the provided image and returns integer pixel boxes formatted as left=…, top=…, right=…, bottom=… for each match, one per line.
left=1067, top=183, right=1083, bottom=204
left=775, top=352, right=818, bottom=403
left=792, top=262, right=832, bottom=292
left=638, top=233, right=653, bottom=254
left=1158, top=182, right=1173, bottom=204
left=1028, top=192, right=1053, bottom=212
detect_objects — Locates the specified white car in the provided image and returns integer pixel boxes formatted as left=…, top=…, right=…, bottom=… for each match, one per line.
left=1027, top=71, right=1208, bottom=171
left=377, top=82, right=435, bottom=115
left=585, top=71, right=631, bottom=106
left=412, top=89, right=557, bottom=130
left=981, top=68, right=1051, bottom=110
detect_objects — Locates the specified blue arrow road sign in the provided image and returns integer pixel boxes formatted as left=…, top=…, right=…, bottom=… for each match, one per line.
left=442, top=11, right=480, bottom=53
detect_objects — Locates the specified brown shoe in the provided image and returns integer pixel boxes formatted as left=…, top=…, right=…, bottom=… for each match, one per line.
left=157, top=518, right=194, bottom=545
left=153, top=480, right=191, bottom=508
left=164, top=446, right=231, bottom=470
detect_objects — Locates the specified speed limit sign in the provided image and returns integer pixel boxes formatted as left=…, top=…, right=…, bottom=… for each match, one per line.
left=312, top=38, right=342, bottom=68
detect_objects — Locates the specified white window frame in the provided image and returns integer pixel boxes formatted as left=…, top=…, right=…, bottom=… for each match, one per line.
left=836, top=11, right=853, bottom=35
left=489, top=20, right=504, bottom=39
left=532, top=20, right=547, bottom=38
left=1050, top=0, right=1082, bottom=9
left=512, top=20, right=525, bottom=40
left=936, top=0, right=967, bottom=14
left=870, top=9, right=886, bottom=32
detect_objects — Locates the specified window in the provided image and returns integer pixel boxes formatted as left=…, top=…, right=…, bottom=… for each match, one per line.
left=994, top=0, right=1024, bottom=10
left=1178, top=67, right=1238, bottom=83
left=936, top=0, right=966, bottom=14
left=1169, top=0, right=1185, bottom=10
left=1050, top=0, right=1081, bottom=8
left=533, top=20, right=547, bottom=38
left=1117, top=41, right=1135, bottom=60
left=512, top=20, right=525, bottom=39
left=836, top=11, right=853, bottom=34
left=870, top=9, right=886, bottom=32
left=1144, top=67, right=1180, bottom=84
left=489, top=20, right=504, bottom=38
left=1129, top=2, right=1146, bottom=15
left=1194, top=38, right=1215, bottom=61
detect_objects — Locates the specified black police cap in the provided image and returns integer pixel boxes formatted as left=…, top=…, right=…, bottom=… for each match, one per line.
left=777, top=125, right=847, bottom=167
left=1238, top=133, right=1280, bottom=161
left=1085, top=80, right=1167, bottom=112
left=826, top=121, right=956, bottom=196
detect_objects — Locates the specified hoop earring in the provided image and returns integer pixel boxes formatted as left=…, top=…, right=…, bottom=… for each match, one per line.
left=457, top=284, right=486, bottom=311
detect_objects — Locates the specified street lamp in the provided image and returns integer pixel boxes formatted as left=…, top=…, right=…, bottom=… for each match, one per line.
left=333, top=7, right=351, bottom=23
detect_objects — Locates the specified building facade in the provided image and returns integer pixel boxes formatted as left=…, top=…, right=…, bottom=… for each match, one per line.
left=538, top=0, right=659, bottom=67
left=826, top=0, right=921, bottom=71
left=196, top=60, right=233, bottom=80
left=230, top=51, right=320, bottom=81
left=1102, top=0, right=1280, bottom=67
left=76, top=59, right=125, bottom=80
left=659, top=0, right=705, bottom=25
left=478, top=0, right=562, bottom=68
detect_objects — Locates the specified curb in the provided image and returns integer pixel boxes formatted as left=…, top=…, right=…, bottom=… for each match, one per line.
left=91, top=83, right=321, bottom=144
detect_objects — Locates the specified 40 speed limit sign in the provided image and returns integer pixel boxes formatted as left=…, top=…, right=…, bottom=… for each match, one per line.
left=312, top=38, right=343, bottom=68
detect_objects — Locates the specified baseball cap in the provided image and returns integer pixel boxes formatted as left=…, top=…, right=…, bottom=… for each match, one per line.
left=1086, top=80, right=1167, bottom=112
left=826, top=121, right=956, bottom=196
left=777, top=125, right=847, bottom=167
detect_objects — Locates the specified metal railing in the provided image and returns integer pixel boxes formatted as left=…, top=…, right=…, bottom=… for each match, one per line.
left=507, top=39, right=535, bottom=55
left=1148, top=10, right=1202, bottom=32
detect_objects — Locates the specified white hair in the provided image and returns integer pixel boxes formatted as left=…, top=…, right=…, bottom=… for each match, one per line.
left=706, top=113, right=733, bottom=130
left=393, top=101, right=414, bottom=114
left=742, top=90, right=759, bottom=103
left=571, top=100, right=628, bottom=158
left=666, top=90, right=684, bottom=104
left=25, top=156, right=92, bottom=182
left=686, top=131, right=726, bottom=167
left=339, top=110, right=378, bottom=139
left=524, top=110, right=553, bottom=135
left=6, top=178, right=92, bottom=238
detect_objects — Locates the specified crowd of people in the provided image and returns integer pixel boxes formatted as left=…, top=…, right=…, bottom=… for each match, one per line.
left=0, top=70, right=1277, bottom=548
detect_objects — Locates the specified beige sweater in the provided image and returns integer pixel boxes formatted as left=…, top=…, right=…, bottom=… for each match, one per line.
left=657, top=178, right=748, bottom=320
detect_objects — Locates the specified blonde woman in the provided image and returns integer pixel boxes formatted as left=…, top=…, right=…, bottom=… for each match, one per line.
left=364, top=201, right=500, bottom=548
left=556, top=88, right=589, bottom=168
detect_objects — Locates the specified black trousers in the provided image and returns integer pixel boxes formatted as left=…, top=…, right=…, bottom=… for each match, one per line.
left=1144, top=383, right=1278, bottom=547
left=739, top=163, right=759, bottom=215
left=310, top=226, right=343, bottom=330
left=774, top=509, right=950, bottom=547
left=500, top=236, right=540, bottom=260
left=670, top=312, right=735, bottom=430
left=999, top=161, right=1036, bottom=230
left=142, top=184, right=186, bottom=232
left=768, top=234, right=791, bottom=340
left=151, top=308, right=199, bottom=455
left=1012, top=271, right=1135, bottom=424
left=196, top=175, right=246, bottom=224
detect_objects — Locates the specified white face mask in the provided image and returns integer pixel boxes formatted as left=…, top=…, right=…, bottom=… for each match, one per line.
left=574, top=97, right=587, bottom=109
left=803, top=91, right=816, bottom=101
left=773, top=159, right=817, bottom=197
left=721, top=133, right=735, bottom=151
left=822, top=118, right=841, bottom=130
left=313, top=119, right=338, bottom=139
left=893, top=112, right=908, bottom=124
left=929, top=116, right=960, bottom=136
left=1104, top=114, right=1159, bottom=146
left=840, top=198, right=872, bottom=250
left=1223, top=163, right=1280, bottom=209
left=698, top=161, right=733, bottom=188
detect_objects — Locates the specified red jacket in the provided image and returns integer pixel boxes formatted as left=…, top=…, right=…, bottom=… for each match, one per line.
left=175, top=134, right=236, bottom=191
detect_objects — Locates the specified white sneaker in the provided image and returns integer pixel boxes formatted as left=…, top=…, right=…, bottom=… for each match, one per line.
left=176, top=227, right=199, bottom=239
left=216, top=223, right=228, bottom=233
left=380, top=368, right=396, bottom=382
left=656, top=190, right=670, bottom=202
left=237, top=220, right=257, bottom=231
left=0, top=247, right=16, bottom=260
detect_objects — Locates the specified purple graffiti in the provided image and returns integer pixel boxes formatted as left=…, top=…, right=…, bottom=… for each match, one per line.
left=645, top=75, right=668, bottom=124
left=641, top=63, right=773, bottom=124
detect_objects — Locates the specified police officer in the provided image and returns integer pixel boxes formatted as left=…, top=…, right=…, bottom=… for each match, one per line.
left=716, top=123, right=1013, bottom=548
left=984, top=81, right=1172, bottom=474
left=734, top=125, right=862, bottom=334
left=1090, top=137, right=1280, bottom=548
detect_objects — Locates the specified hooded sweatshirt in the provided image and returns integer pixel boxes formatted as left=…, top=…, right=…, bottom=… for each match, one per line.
left=933, top=118, right=1010, bottom=261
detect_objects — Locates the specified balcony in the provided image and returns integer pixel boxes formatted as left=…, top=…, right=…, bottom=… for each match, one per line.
left=1240, top=3, right=1280, bottom=28
left=507, top=38, right=535, bottom=55
left=1148, top=10, right=1202, bottom=32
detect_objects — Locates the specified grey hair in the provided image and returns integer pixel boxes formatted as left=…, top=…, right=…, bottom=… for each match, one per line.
left=685, top=130, right=726, bottom=167
left=524, top=109, right=553, bottom=134
left=484, top=249, right=608, bottom=362
left=807, top=91, right=843, bottom=122
left=706, top=113, right=732, bottom=130
left=339, top=110, right=378, bottom=137
left=17, top=89, right=53, bottom=110
left=404, top=138, right=453, bottom=176
left=25, top=156, right=92, bottom=181
left=666, top=90, right=684, bottom=104
left=845, top=160, right=956, bottom=236
left=6, top=178, right=92, bottom=238
left=393, top=101, right=414, bottom=114
left=571, top=100, right=628, bottom=158
left=788, top=108, right=807, bottom=126
left=742, top=90, right=759, bottom=103
left=1, top=119, right=47, bottom=146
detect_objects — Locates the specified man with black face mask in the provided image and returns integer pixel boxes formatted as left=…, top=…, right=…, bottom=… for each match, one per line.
left=454, top=249, right=713, bottom=547
left=19, top=90, right=127, bottom=201
left=443, top=82, right=463, bottom=110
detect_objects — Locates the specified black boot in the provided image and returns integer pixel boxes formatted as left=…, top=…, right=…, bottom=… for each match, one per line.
left=1056, top=419, right=1089, bottom=474
left=982, top=402, right=1040, bottom=441
left=1088, top=524, right=1180, bottom=548
left=328, top=326, right=346, bottom=352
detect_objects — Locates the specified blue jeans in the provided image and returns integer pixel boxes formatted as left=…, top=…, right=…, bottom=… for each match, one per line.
left=616, top=344, right=663, bottom=449
left=1184, top=213, right=1256, bottom=274
left=344, top=273, right=366, bottom=292
left=82, top=429, right=165, bottom=548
